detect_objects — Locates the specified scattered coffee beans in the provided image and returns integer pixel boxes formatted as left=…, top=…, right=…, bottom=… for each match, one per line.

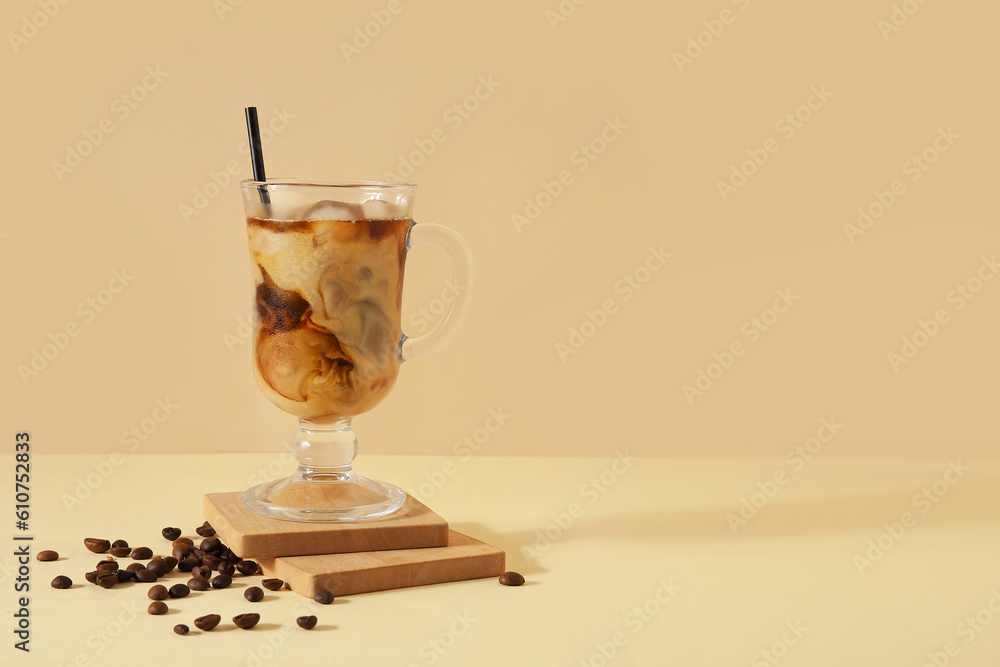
left=37, top=550, right=58, bottom=561
left=261, top=578, right=283, bottom=591
left=148, top=585, right=168, bottom=600
left=111, top=539, right=129, bottom=549
left=499, top=571, right=525, bottom=586
left=244, top=586, right=264, bottom=602
left=109, top=546, right=132, bottom=558
left=84, top=538, right=111, bottom=553
left=236, top=560, right=259, bottom=576
left=313, top=589, right=333, bottom=605
left=296, top=615, right=317, bottom=630
left=162, top=527, right=182, bottom=541
left=194, top=614, right=220, bottom=631
left=147, top=601, right=168, bottom=616
left=233, top=613, right=260, bottom=630
left=188, top=578, right=210, bottom=591
left=135, top=569, right=157, bottom=583
left=131, top=547, right=153, bottom=560
left=50, top=575, right=72, bottom=589
left=195, top=521, right=215, bottom=537
left=173, top=624, right=189, bottom=635
left=211, top=575, right=232, bottom=589
left=168, top=584, right=190, bottom=599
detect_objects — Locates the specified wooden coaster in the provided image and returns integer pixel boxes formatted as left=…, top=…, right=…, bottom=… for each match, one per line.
left=203, top=492, right=449, bottom=559
left=258, top=530, right=505, bottom=597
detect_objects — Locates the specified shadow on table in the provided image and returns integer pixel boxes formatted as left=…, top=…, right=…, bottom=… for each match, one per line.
left=450, top=522, right=548, bottom=575
left=455, top=466, right=1000, bottom=549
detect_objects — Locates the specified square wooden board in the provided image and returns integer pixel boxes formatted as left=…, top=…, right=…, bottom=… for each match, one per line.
left=258, top=530, right=505, bottom=597
left=203, top=492, right=449, bottom=559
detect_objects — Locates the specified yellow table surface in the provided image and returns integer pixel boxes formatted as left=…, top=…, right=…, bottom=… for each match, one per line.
left=5, top=453, right=999, bottom=666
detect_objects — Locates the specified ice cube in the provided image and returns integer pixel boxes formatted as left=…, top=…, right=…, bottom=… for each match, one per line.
left=361, top=197, right=398, bottom=220
left=300, top=200, right=364, bottom=221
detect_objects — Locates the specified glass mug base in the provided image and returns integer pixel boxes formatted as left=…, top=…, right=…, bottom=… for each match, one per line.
left=243, top=469, right=406, bottom=522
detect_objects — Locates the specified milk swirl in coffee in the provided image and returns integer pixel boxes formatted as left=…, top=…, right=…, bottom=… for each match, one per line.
left=246, top=201, right=409, bottom=421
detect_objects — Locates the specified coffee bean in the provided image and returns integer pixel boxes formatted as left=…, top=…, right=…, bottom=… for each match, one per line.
left=37, top=550, right=59, bottom=561
left=498, top=571, right=525, bottom=586
left=244, top=586, right=263, bottom=602
left=178, top=558, right=198, bottom=573
left=172, top=537, right=194, bottom=548
left=191, top=566, right=211, bottom=580
left=135, top=569, right=157, bottom=583
left=201, top=554, right=221, bottom=571
left=147, top=601, right=168, bottom=616
left=148, top=584, right=168, bottom=600
left=84, top=538, right=111, bottom=553
left=51, top=575, right=72, bottom=589
left=195, top=521, right=215, bottom=537
left=160, top=557, right=179, bottom=576
left=193, top=614, right=220, bottom=631
left=217, top=561, right=235, bottom=576
left=313, top=589, right=333, bottom=605
left=111, top=539, right=129, bottom=549
left=173, top=624, right=189, bottom=635
left=211, top=575, right=232, bottom=589
left=96, top=560, right=119, bottom=572
left=84, top=571, right=100, bottom=584
left=296, top=615, right=317, bottom=630
left=236, top=561, right=259, bottom=576
left=168, top=584, right=190, bottom=599
left=261, top=578, right=283, bottom=591
left=131, top=547, right=153, bottom=560
left=125, top=563, right=144, bottom=573
left=162, top=527, right=182, bottom=541
left=109, top=547, right=132, bottom=558
left=96, top=572, right=118, bottom=589
left=188, top=578, right=210, bottom=591
left=200, top=537, right=222, bottom=553
left=148, top=556, right=175, bottom=578
left=171, top=546, right=189, bottom=560
left=117, top=570, right=136, bottom=583
left=233, top=613, right=260, bottom=630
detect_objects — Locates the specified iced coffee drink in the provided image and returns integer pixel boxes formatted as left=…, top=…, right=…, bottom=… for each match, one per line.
left=240, top=178, right=472, bottom=521
left=247, top=202, right=410, bottom=421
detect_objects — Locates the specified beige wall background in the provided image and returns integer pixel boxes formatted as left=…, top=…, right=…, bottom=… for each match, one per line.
left=3, top=0, right=997, bottom=459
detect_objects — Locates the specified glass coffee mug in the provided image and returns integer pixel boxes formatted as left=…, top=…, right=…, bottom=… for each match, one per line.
left=240, top=179, right=473, bottom=521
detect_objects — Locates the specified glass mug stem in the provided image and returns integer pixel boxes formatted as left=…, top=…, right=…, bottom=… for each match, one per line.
left=292, top=419, right=358, bottom=479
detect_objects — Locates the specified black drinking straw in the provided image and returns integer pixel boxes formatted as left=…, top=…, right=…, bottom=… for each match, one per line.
left=244, top=107, right=271, bottom=206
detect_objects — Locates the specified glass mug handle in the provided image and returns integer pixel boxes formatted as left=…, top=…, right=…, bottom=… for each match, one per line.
left=400, top=222, right=474, bottom=362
